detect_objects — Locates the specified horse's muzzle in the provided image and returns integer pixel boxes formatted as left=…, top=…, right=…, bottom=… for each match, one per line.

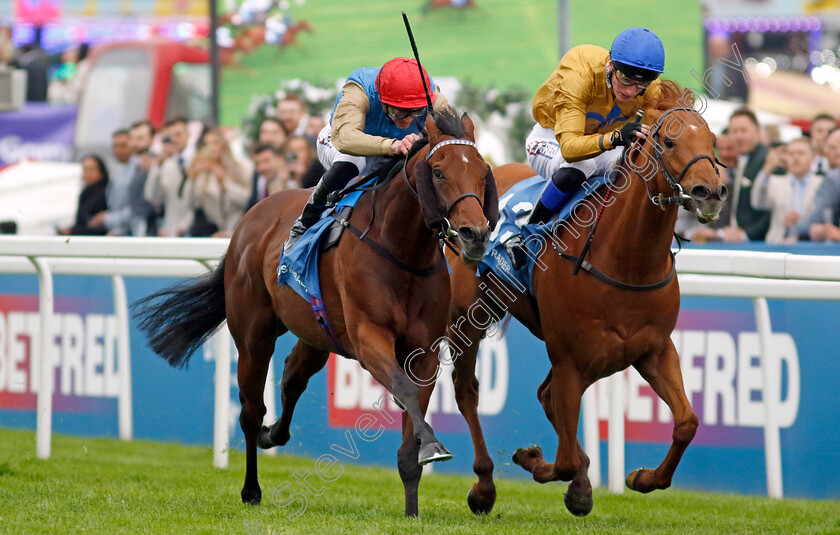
left=457, top=226, right=490, bottom=263
left=690, top=183, right=727, bottom=224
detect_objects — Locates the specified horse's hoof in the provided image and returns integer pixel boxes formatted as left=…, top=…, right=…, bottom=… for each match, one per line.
left=418, top=441, right=452, bottom=465
left=257, top=425, right=274, bottom=449
left=241, top=487, right=262, bottom=506
left=269, top=426, right=290, bottom=447
left=625, top=467, right=655, bottom=493
left=512, top=445, right=542, bottom=466
left=564, top=489, right=593, bottom=517
left=467, top=486, right=495, bottom=515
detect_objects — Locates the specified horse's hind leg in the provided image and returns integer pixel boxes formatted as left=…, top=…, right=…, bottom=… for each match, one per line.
left=626, top=340, right=698, bottom=493
left=451, top=324, right=496, bottom=515
left=512, top=365, right=593, bottom=515
left=260, top=341, right=329, bottom=448
left=230, top=299, right=281, bottom=505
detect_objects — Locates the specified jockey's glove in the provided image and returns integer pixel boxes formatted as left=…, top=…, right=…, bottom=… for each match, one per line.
left=610, top=121, right=644, bottom=147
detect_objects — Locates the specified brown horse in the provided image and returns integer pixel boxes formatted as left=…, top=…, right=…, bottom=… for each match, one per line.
left=446, top=82, right=727, bottom=516
left=135, top=106, right=498, bottom=517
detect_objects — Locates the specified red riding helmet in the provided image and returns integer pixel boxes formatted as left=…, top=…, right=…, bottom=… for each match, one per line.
left=376, top=57, right=436, bottom=109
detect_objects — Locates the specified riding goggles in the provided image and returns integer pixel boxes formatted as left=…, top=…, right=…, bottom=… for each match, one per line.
left=384, top=104, right=427, bottom=120
left=614, top=69, right=652, bottom=91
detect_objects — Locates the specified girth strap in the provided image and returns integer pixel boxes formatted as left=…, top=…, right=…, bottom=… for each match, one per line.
left=552, top=243, right=677, bottom=292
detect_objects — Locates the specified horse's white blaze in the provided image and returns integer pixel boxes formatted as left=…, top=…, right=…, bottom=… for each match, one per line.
left=461, top=154, right=470, bottom=164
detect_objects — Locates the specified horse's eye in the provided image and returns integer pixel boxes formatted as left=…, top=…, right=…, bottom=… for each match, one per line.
left=433, top=168, right=444, bottom=179
left=663, top=138, right=675, bottom=149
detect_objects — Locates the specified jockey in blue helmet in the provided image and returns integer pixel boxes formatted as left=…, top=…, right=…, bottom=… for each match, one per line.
left=525, top=27, right=665, bottom=225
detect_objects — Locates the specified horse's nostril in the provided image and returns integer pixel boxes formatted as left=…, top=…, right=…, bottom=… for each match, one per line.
left=691, top=185, right=711, bottom=200
left=458, top=227, right=476, bottom=242
left=719, top=184, right=729, bottom=201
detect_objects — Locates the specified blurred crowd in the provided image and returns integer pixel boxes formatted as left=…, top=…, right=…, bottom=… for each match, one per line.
left=59, top=94, right=326, bottom=238
left=676, top=108, right=840, bottom=245
left=0, top=25, right=91, bottom=104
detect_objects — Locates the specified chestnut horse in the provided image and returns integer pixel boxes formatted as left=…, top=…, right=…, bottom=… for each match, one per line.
left=135, top=107, right=498, bottom=517
left=447, top=83, right=727, bottom=516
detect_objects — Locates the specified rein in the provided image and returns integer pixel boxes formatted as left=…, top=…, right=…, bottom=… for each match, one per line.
left=329, top=137, right=480, bottom=277
left=551, top=107, right=715, bottom=291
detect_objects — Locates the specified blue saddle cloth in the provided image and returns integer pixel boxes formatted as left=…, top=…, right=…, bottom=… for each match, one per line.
left=476, top=173, right=613, bottom=295
left=277, top=187, right=366, bottom=302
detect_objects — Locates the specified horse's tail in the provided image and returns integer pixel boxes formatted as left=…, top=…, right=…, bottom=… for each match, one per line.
left=133, top=257, right=227, bottom=369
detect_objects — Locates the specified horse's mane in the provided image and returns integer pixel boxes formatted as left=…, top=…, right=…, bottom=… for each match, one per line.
left=643, top=80, right=694, bottom=114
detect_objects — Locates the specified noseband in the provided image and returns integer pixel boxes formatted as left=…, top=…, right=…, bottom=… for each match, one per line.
left=643, top=107, right=720, bottom=210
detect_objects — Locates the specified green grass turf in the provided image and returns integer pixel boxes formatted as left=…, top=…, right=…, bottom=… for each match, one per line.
left=220, top=0, right=704, bottom=127
left=1, top=427, right=839, bottom=534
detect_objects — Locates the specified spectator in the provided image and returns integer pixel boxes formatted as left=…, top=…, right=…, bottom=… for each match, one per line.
left=285, top=134, right=323, bottom=188
left=305, top=115, right=327, bottom=140
left=127, top=120, right=158, bottom=236
left=808, top=113, right=836, bottom=175
left=144, top=117, right=195, bottom=237
left=89, top=130, right=133, bottom=235
left=723, top=108, right=771, bottom=242
left=247, top=143, right=292, bottom=210
left=15, top=43, right=49, bottom=102
left=803, top=127, right=840, bottom=241
left=277, top=94, right=309, bottom=136
left=59, top=155, right=109, bottom=236
left=187, top=128, right=251, bottom=237
left=257, top=117, right=288, bottom=150
left=751, top=138, right=822, bottom=243
left=0, top=26, right=13, bottom=65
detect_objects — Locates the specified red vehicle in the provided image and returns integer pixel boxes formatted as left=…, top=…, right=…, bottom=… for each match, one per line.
left=73, top=39, right=212, bottom=158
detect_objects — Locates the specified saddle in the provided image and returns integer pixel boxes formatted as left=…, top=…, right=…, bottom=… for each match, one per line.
left=318, top=206, right=353, bottom=253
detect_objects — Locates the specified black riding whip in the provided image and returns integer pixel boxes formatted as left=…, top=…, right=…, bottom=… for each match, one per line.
left=402, top=11, right=435, bottom=110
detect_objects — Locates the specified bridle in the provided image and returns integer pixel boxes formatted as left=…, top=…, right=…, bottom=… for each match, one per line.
left=403, top=138, right=485, bottom=240
left=637, top=107, right=721, bottom=210
left=330, top=136, right=486, bottom=276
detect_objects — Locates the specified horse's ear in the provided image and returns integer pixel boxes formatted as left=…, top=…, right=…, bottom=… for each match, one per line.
left=483, top=165, right=499, bottom=231
left=426, top=112, right=441, bottom=141
left=461, top=113, right=476, bottom=141
left=414, top=159, right=446, bottom=230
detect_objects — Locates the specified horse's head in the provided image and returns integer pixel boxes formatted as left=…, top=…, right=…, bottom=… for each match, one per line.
left=638, top=83, right=728, bottom=223
left=411, top=107, right=498, bottom=263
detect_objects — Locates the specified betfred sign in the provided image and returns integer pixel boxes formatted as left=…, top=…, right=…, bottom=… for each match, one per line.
left=326, top=335, right=510, bottom=433
left=0, top=294, right=119, bottom=413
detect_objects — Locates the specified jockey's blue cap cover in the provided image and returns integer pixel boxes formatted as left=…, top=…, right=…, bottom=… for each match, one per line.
left=610, top=27, right=665, bottom=78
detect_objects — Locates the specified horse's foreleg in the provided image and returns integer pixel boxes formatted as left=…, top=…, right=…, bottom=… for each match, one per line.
left=627, top=340, right=698, bottom=493
left=262, top=342, right=329, bottom=448
left=355, top=330, right=449, bottom=466
left=397, top=365, right=437, bottom=518
left=451, top=328, right=496, bottom=515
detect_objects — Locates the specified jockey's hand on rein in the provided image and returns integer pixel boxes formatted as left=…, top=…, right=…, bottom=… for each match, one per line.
left=610, top=121, right=644, bottom=147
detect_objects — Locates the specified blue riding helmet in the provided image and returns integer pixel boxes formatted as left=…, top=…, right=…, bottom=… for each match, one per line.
left=610, top=27, right=665, bottom=83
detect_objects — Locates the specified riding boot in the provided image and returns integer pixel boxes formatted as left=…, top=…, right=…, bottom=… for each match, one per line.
left=283, top=161, right=359, bottom=255
left=527, top=167, right=587, bottom=225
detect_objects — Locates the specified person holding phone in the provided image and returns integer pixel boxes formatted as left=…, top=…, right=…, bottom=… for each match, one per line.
left=143, top=117, right=196, bottom=236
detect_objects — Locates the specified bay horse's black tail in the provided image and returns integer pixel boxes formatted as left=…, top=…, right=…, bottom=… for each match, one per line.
left=133, top=257, right=227, bottom=369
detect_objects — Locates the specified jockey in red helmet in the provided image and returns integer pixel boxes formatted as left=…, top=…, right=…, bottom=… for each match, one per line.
left=525, top=27, right=665, bottom=225
left=284, top=57, right=448, bottom=254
